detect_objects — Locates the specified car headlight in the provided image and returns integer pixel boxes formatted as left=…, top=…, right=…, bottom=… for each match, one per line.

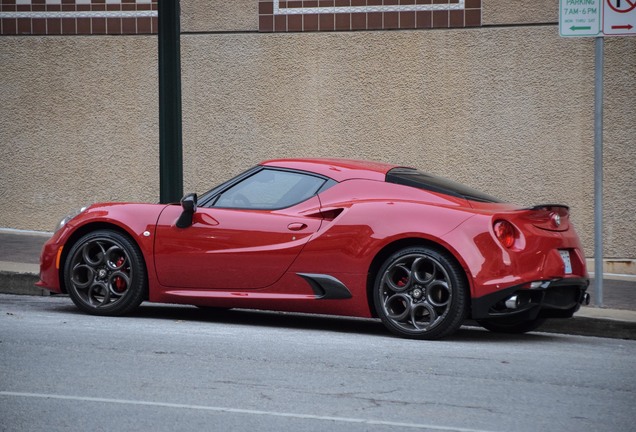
left=55, top=206, right=88, bottom=233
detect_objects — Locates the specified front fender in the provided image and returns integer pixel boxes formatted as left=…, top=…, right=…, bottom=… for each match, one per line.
left=37, top=202, right=169, bottom=294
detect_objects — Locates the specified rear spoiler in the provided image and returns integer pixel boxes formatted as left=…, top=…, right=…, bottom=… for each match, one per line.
left=524, top=204, right=570, bottom=211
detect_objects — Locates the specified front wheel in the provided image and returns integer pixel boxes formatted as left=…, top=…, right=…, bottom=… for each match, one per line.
left=373, top=246, right=468, bottom=340
left=64, top=230, right=147, bottom=316
left=476, top=317, right=546, bottom=334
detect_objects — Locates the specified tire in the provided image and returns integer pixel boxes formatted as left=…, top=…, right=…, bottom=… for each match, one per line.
left=373, top=246, right=468, bottom=340
left=64, top=229, right=147, bottom=316
left=476, top=317, right=546, bottom=334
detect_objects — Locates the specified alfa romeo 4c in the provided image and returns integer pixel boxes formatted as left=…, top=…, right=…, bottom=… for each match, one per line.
left=38, top=159, right=590, bottom=339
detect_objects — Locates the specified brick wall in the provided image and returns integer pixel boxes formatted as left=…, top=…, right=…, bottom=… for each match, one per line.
left=258, top=0, right=482, bottom=32
left=0, top=0, right=158, bottom=35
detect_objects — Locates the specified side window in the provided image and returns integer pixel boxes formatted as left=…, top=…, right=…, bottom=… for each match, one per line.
left=213, top=169, right=326, bottom=209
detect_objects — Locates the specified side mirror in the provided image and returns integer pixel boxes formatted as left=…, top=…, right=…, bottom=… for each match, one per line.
left=176, top=193, right=198, bottom=228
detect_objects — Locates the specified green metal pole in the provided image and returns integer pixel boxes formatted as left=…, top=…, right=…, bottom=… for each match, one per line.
left=158, top=0, right=183, bottom=204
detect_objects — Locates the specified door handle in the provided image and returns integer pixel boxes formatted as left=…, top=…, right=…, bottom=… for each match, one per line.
left=287, top=222, right=308, bottom=231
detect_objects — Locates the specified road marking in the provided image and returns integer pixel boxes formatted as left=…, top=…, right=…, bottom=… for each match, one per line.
left=0, top=391, right=498, bottom=432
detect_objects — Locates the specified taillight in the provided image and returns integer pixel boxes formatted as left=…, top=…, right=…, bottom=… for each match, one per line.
left=494, top=220, right=516, bottom=248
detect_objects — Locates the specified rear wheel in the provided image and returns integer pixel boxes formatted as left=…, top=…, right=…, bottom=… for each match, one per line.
left=373, top=246, right=468, bottom=340
left=477, top=317, right=546, bottom=334
left=64, top=230, right=147, bottom=316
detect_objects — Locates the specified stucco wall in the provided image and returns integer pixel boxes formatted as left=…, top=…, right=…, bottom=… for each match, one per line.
left=603, top=37, right=636, bottom=257
left=0, top=1, right=634, bottom=259
left=483, top=0, right=558, bottom=25
left=0, top=36, right=159, bottom=231
left=181, top=0, right=258, bottom=33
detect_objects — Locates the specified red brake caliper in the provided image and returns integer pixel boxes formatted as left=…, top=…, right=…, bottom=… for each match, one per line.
left=114, top=257, right=126, bottom=292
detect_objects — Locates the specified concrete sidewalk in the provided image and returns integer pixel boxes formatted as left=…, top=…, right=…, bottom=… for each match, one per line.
left=1, top=228, right=635, bottom=339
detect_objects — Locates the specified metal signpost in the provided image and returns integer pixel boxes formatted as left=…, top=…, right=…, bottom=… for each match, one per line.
left=559, top=0, right=635, bottom=307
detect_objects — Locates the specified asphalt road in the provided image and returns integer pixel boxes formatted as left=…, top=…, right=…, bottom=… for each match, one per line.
left=1, top=295, right=635, bottom=432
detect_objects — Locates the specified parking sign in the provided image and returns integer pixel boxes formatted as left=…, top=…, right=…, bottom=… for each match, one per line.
left=603, top=0, right=636, bottom=35
left=560, top=0, right=635, bottom=36
left=560, top=0, right=602, bottom=36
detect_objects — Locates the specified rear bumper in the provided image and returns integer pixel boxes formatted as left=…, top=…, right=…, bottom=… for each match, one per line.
left=471, top=277, right=589, bottom=321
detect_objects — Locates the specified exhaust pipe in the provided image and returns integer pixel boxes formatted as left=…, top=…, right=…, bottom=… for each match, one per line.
left=505, top=295, right=519, bottom=309
left=582, top=292, right=591, bottom=305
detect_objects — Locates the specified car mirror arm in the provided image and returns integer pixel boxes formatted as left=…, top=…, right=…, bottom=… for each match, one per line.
left=176, top=193, right=198, bottom=228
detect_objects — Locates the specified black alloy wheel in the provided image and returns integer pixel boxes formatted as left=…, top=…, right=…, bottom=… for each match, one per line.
left=64, top=230, right=147, bottom=316
left=374, top=246, right=468, bottom=340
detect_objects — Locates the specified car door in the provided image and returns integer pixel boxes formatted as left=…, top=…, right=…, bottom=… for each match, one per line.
left=153, top=168, right=327, bottom=290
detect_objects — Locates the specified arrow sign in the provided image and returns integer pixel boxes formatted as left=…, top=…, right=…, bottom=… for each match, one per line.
left=571, top=25, right=593, bottom=31
left=611, top=23, right=634, bottom=28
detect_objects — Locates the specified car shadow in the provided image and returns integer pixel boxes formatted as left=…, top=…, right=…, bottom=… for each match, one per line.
left=53, top=301, right=562, bottom=342
left=134, top=305, right=391, bottom=337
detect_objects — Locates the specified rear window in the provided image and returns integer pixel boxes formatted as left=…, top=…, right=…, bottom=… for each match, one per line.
left=386, top=168, right=504, bottom=203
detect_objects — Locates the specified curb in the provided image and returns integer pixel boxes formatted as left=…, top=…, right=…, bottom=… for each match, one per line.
left=0, top=271, right=49, bottom=296
left=539, top=315, right=636, bottom=340
left=0, top=270, right=634, bottom=340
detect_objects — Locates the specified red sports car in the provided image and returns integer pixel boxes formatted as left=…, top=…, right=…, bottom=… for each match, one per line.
left=37, top=158, right=590, bottom=339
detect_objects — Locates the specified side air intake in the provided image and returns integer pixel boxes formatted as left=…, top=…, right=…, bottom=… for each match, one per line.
left=297, top=273, right=353, bottom=300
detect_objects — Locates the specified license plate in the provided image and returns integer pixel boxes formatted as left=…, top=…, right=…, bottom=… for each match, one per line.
left=559, top=250, right=573, bottom=274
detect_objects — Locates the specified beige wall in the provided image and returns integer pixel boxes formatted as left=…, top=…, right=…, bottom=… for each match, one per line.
left=0, top=1, right=634, bottom=259
left=181, top=0, right=258, bottom=33
left=603, top=38, right=636, bottom=257
left=483, top=0, right=558, bottom=25
left=0, top=36, right=159, bottom=231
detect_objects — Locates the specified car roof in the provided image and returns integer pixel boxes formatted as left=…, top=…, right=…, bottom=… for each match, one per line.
left=260, top=158, right=402, bottom=182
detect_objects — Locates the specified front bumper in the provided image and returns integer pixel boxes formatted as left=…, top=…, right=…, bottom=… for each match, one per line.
left=35, top=233, right=65, bottom=293
left=471, top=277, right=589, bottom=321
